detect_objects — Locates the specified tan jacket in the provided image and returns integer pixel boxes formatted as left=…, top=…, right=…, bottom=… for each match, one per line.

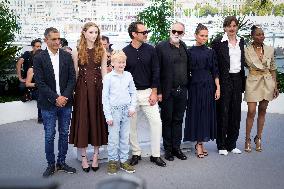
left=244, top=44, right=276, bottom=102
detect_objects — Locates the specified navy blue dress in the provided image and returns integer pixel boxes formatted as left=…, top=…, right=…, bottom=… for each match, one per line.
left=184, top=45, right=219, bottom=142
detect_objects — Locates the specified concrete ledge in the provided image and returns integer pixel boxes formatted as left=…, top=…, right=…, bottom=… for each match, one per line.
left=1, top=95, right=283, bottom=160
left=0, top=100, right=38, bottom=125
left=1, top=94, right=283, bottom=125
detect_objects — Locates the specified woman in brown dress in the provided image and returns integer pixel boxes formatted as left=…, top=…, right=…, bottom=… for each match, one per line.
left=69, top=22, right=108, bottom=172
left=244, top=25, right=279, bottom=153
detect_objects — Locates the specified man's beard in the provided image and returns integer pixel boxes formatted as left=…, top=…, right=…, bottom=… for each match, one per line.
left=171, top=36, right=181, bottom=44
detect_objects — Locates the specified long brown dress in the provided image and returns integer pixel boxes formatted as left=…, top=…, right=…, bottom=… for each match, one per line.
left=69, top=48, right=108, bottom=148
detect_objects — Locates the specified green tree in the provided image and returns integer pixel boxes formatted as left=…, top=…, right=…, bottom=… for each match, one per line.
left=138, top=0, right=172, bottom=45
left=241, top=0, right=274, bottom=16
left=0, top=0, right=21, bottom=77
left=194, top=3, right=201, bottom=10
left=199, top=4, right=218, bottom=17
left=277, top=71, right=284, bottom=93
left=183, top=8, right=191, bottom=17
left=274, top=3, right=284, bottom=16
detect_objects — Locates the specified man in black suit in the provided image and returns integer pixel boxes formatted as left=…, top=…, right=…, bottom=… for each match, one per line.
left=33, top=27, right=76, bottom=177
left=211, top=16, right=246, bottom=156
left=156, top=22, right=189, bottom=161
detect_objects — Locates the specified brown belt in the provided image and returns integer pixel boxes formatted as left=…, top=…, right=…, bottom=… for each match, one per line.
left=249, top=69, right=270, bottom=76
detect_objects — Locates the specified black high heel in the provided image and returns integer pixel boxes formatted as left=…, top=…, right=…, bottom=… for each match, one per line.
left=91, top=166, right=99, bottom=172
left=91, top=154, right=99, bottom=172
left=81, top=155, right=90, bottom=173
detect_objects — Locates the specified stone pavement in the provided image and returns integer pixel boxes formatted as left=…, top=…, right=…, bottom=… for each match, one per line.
left=0, top=111, right=284, bottom=189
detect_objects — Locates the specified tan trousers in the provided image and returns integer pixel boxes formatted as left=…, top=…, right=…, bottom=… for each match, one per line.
left=130, top=88, right=162, bottom=157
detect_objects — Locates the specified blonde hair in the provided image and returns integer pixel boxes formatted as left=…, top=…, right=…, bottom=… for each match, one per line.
left=78, top=22, right=104, bottom=65
left=111, top=50, right=127, bottom=63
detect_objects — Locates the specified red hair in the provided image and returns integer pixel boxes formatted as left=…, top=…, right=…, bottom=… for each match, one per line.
left=78, top=22, right=104, bottom=65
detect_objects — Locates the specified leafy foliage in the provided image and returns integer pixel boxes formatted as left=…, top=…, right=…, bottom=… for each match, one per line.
left=241, top=0, right=274, bottom=16
left=221, top=6, right=236, bottom=16
left=193, top=2, right=235, bottom=17
left=0, top=75, right=20, bottom=100
left=0, top=0, right=21, bottom=78
left=0, top=95, right=20, bottom=103
left=182, top=0, right=281, bottom=17
left=273, top=3, right=284, bottom=16
left=198, top=4, right=218, bottom=17
left=277, top=70, right=284, bottom=93
left=138, top=0, right=172, bottom=45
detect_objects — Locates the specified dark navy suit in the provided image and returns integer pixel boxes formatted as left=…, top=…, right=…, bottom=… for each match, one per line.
left=34, top=48, right=76, bottom=165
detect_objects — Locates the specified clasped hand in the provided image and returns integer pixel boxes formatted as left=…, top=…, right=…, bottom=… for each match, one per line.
left=56, top=96, right=68, bottom=107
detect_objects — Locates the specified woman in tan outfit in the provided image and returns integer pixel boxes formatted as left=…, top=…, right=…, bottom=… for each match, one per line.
left=244, top=25, right=279, bottom=152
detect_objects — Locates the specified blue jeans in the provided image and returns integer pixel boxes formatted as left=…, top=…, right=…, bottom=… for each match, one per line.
left=107, top=105, right=130, bottom=163
left=41, top=106, right=72, bottom=165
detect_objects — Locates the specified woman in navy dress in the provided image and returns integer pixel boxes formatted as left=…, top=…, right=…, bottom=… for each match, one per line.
left=184, top=24, right=220, bottom=158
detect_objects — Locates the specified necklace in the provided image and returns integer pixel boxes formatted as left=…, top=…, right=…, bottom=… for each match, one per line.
left=252, top=42, right=263, bottom=49
left=252, top=43, right=264, bottom=62
left=253, top=43, right=263, bottom=54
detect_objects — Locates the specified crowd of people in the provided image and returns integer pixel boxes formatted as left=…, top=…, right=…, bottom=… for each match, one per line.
left=16, top=15, right=279, bottom=177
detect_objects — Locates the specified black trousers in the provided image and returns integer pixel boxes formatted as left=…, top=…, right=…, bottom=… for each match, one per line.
left=160, top=87, right=187, bottom=151
left=216, top=73, right=242, bottom=151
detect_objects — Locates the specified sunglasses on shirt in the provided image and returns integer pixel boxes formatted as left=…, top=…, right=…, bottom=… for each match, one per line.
left=136, top=30, right=151, bottom=35
left=171, top=30, right=184, bottom=35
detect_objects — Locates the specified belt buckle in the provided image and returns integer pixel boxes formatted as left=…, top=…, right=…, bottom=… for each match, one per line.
left=176, top=85, right=181, bottom=92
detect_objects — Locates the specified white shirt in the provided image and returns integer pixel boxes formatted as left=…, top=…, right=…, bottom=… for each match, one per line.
left=102, top=70, right=137, bottom=121
left=47, top=48, right=60, bottom=95
left=221, top=34, right=241, bottom=73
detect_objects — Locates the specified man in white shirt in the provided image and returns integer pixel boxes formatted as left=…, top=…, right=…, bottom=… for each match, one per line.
left=211, top=16, right=246, bottom=156
left=33, top=27, right=76, bottom=177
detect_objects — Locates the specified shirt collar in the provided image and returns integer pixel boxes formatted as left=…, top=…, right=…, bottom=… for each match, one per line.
left=129, top=42, right=145, bottom=50
left=47, top=48, right=59, bottom=56
left=111, top=70, right=124, bottom=76
left=221, top=33, right=240, bottom=42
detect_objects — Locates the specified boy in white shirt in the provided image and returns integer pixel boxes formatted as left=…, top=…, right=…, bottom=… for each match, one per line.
left=102, top=50, right=137, bottom=175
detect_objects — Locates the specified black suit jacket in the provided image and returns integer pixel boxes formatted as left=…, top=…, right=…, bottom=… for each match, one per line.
left=33, top=49, right=76, bottom=110
left=211, top=36, right=246, bottom=92
left=156, top=40, right=190, bottom=100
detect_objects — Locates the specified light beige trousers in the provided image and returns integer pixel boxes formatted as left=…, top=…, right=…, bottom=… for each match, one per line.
left=130, top=88, right=162, bottom=157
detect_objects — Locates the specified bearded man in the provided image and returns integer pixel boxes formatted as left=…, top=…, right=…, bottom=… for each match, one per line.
left=155, top=22, right=189, bottom=161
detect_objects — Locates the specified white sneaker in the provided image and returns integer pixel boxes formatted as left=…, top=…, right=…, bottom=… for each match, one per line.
left=218, top=150, right=228, bottom=156
left=231, top=148, right=242, bottom=154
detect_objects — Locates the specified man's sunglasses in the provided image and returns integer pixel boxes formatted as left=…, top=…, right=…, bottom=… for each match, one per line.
left=172, top=30, right=184, bottom=35
left=136, top=30, right=151, bottom=35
